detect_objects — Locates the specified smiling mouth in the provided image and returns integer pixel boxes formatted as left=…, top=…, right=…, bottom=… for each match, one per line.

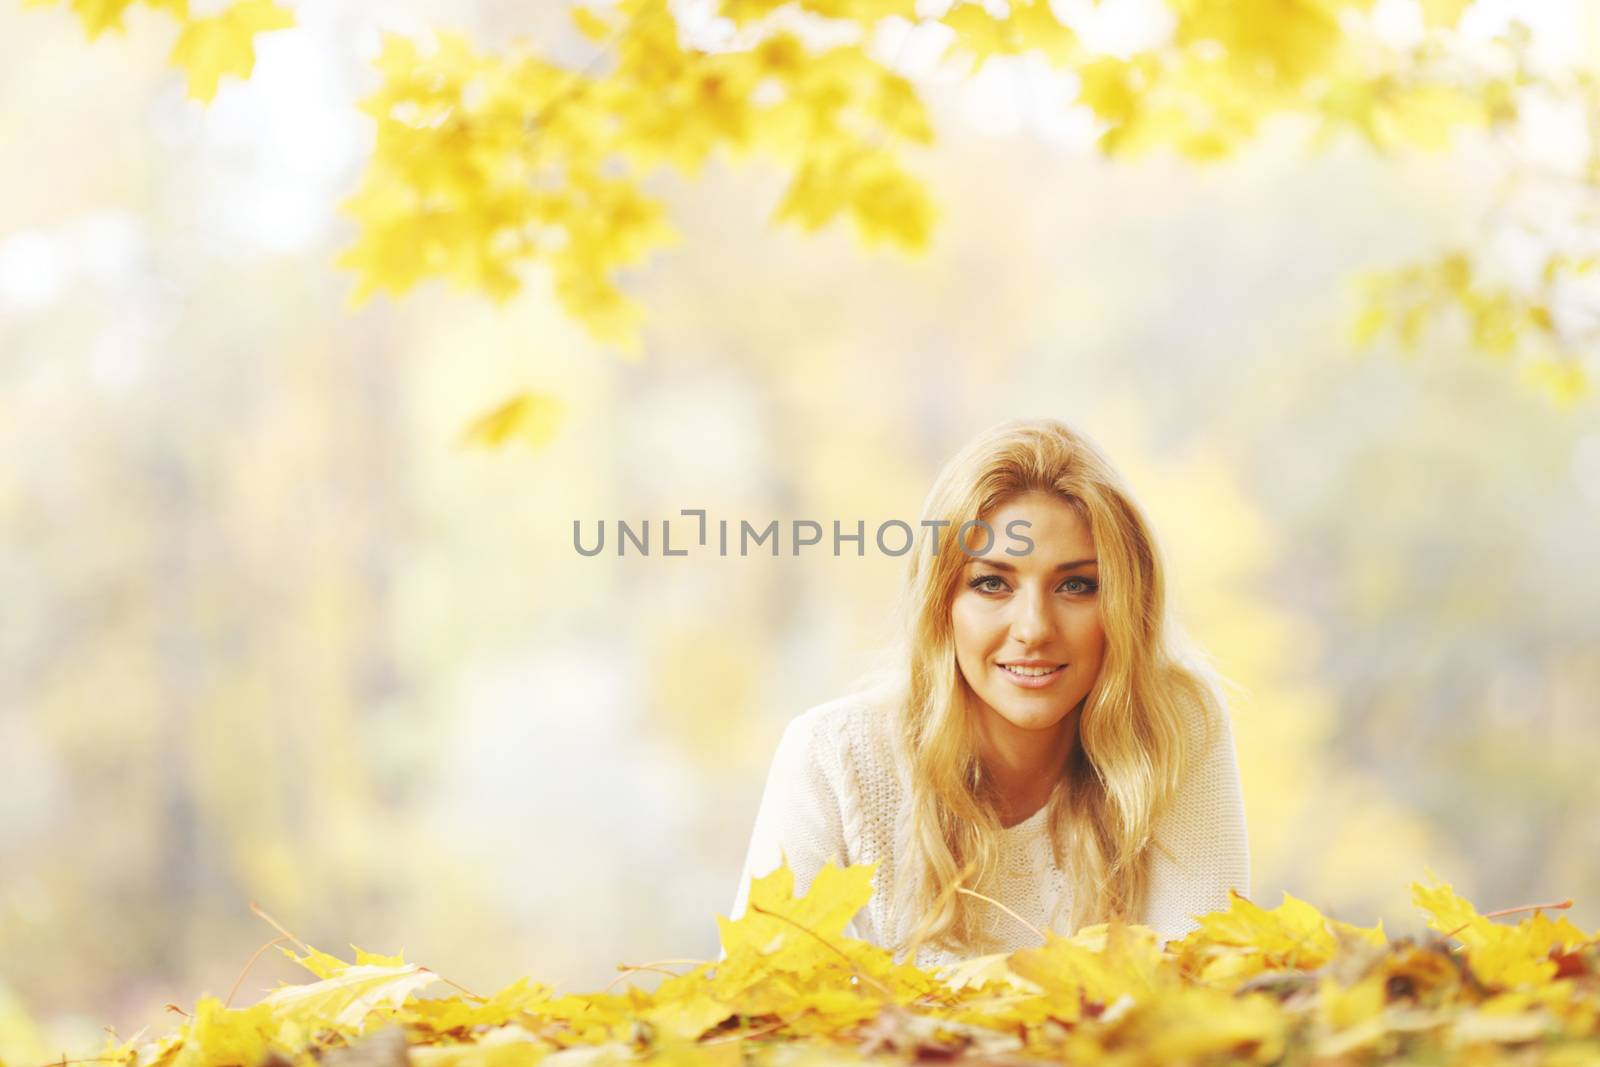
left=999, top=663, right=1065, bottom=678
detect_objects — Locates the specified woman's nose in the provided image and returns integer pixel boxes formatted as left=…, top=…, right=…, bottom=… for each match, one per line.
left=1009, top=586, right=1056, bottom=645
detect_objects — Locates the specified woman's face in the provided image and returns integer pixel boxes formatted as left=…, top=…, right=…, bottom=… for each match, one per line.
left=950, top=490, right=1107, bottom=737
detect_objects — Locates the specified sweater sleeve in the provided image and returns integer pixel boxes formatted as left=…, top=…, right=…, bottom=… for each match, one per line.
left=726, top=711, right=852, bottom=930
left=1141, top=699, right=1251, bottom=943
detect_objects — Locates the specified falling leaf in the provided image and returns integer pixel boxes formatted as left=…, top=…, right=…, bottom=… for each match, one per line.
left=460, top=392, right=566, bottom=450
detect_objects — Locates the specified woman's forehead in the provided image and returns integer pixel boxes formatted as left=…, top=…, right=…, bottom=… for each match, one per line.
left=963, top=552, right=1098, bottom=571
left=983, top=488, right=1084, bottom=519
left=973, top=494, right=1095, bottom=548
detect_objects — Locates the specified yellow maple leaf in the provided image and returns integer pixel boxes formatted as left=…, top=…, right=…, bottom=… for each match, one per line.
left=636, top=983, right=735, bottom=1044
left=940, top=4, right=1012, bottom=75
left=460, top=392, right=565, bottom=450
left=1007, top=919, right=1169, bottom=1022
left=280, top=943, right=357, bottom=979
left=1125, top=985, right=1289, bottom=1063
left=1187, top=889, right=1334, bottom=960
left=1316, top=971, right=1385, bottom=1031
left=167, top=0, right=294, bottom=103
left=718, top=858, right=877, bottom=961
left=1011, top=0, right=1077, bottom=66
left=404, top=977, right=554, bottom=1034
left=772, top=144, right=933, bottom=252
left=267, top=940, right=444, bottom=1036
left=1075, top=56, right=1143, bottom=130
left=1175, top=888, right=1383, bottom=984
left=937, top=1, right=1076, bottom=73
left=570, top=5, right=614, bottom=43
left=1412, top=879, right=1483, bottom=939
left=934, top=950, right=1040, bottom=992
left=353, top=947, right=409, bottom=968
left=549, top=260, right=649, bottom=357
left=1412, top=879, right=1594, bottom=988
left=170, top=998, right=277, bottom=1067
left=1175, top=0, right=1344, bottom=89
left=262, top=957, right=440, bottom=1033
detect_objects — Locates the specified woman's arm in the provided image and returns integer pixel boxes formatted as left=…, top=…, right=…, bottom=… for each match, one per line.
left=727, top=710, right=852, bottom=928
left=1141, top=699, right=1251, bottom=943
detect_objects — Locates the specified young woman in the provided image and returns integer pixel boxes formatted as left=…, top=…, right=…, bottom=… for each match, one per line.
left=727, top=418, right=1250, bottom=970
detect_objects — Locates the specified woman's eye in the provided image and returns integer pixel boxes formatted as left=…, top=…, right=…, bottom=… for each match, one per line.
left=968, top=575, right=1098, bottom=595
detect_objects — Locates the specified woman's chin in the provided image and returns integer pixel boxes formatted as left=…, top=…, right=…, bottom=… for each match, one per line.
left=988, top=701, right=1075, bottom=733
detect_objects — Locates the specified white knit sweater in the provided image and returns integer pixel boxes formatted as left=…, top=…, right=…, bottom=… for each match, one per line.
left=727, top=688, right=1250, bottom=972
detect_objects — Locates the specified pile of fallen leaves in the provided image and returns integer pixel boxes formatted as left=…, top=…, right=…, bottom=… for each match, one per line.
left=63, top=864, right=1600, bottom=1067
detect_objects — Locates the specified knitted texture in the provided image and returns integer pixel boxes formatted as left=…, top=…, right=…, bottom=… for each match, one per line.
left=727, top=690, right=1251, bottom=972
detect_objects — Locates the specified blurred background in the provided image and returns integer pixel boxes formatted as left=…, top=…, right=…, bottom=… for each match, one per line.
left=2, top=0, right=1599, bottom=1058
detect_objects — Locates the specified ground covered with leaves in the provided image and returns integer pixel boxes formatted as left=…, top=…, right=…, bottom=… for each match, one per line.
left=53, top=864, right=1600, bottom=1067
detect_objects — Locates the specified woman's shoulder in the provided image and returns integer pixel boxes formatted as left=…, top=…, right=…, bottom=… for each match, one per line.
left=788, top=687, right=888, bottom=749
left=1160, top=671, right=1243, bottom=811
left=1165, top=666, right=1236, bottom=755
left=786, top=684, right=907, bottom=787
left=785, top=684, right=910, bottom=860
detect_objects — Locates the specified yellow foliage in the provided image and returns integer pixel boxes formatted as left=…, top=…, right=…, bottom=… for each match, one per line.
left=258, top=960, right=441, bottom=1035
left=331, top=11, right=945, bottom=354
left=772, top=144, right=936, bottom=250
left=715, top=860, right=876, bottom=963
left=1419, top=0, right=1474, bottom=28
left=1414, top=879, right=1591, bottom=987
left=30, top=0, right=292, bottom=100
left=1353, top=249, right=1592, bottom=407
left=168, top=999, right=277, bottom=1067
left=939, top=0, right=1077, bottom=75
left=1523, top=357, right=1589, bottom=410
left=25, top=0, right=185, bottom=40
left=326, top=0, right=1500, bottom=355
left=57, top=862, right=1600, bottom=1067
left=1007, top=920, right=1169, bottom=1022
left=1173, top=888, right=1387, bottom=984
left=167, top=0, right=294, bottom=102
left=29, top=0, right=1586, bottom=404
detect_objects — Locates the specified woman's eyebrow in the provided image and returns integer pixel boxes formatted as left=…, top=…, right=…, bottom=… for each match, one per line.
left=968, top=557, right=1098, bottom=572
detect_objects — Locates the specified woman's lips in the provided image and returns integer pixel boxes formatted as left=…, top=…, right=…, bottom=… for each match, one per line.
left=997, top=663, right=1066, bottom=689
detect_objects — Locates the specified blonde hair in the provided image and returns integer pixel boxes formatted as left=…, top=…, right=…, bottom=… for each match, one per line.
left=872, top=417, right=1227, bottom=960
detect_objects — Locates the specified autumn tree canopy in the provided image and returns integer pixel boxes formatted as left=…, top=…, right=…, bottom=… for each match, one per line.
left=30, top=0, right=1600, bottom=424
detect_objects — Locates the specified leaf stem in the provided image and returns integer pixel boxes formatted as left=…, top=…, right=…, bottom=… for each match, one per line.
left=748, top=903, right=897, bottom=999
left=225, top=935, right=290, bottom=1009
left=601, top=965, right=692, bottom=993
left=419, top=967, right=485, bottom=1002
left=1482, top=898, right=1573, bottom=920
left=249, top=901, right=313, bottom=956
left=955, top=888, right=1048, bottom=944
left=1443, top=898, right=1574, bottom=940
